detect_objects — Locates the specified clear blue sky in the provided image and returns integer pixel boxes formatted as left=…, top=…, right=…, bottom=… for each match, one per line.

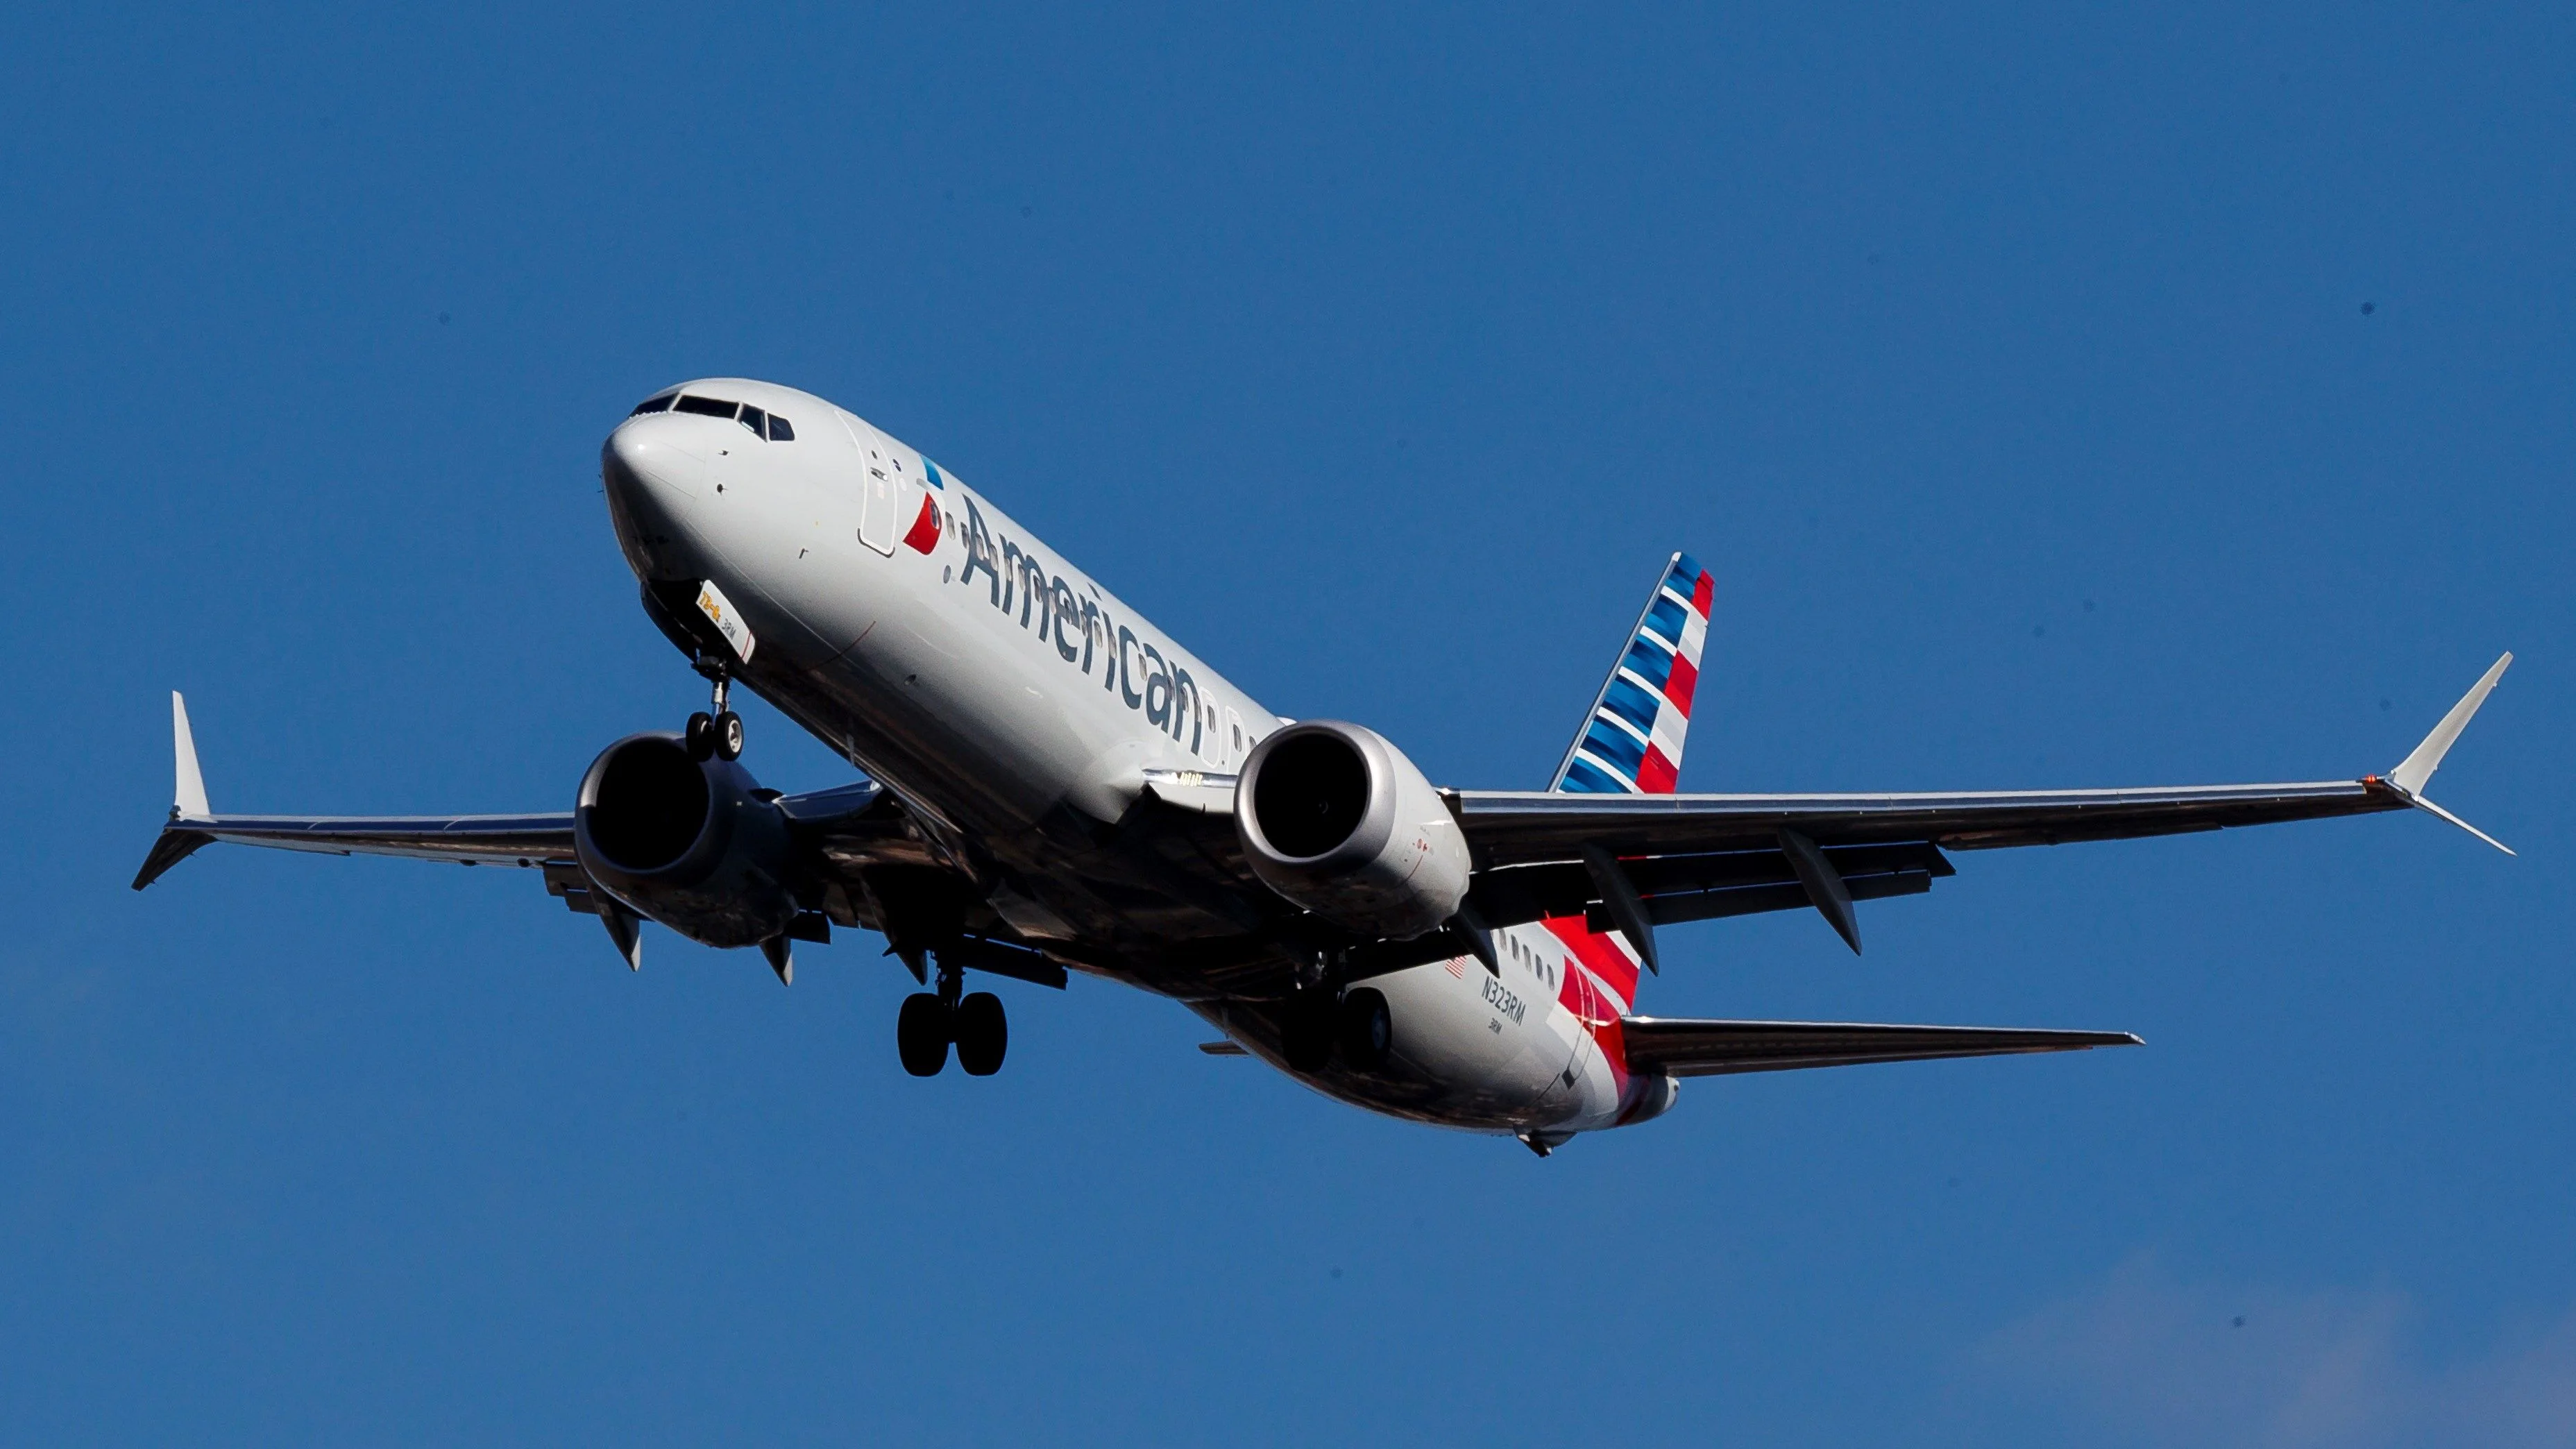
left=3, top=3, right=2568, bottom=1443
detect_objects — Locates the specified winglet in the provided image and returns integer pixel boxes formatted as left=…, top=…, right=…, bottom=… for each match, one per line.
left=133, top=691, right=218, bottom=890
left=2382, top=653, right=2514, bottom=855
left=2391, top=654, right=2510, bottom=795
left=171, top=691, right=211, bottom=821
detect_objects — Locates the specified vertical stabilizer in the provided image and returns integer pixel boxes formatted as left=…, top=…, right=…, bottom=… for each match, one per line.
left=1550, top=553, right=1712, bottom=795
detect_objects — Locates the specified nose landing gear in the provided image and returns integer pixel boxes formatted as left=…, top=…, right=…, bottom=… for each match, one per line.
left=896, top=956, right=1009, bottom=1077
left=684, top=654, right=745, bottom=762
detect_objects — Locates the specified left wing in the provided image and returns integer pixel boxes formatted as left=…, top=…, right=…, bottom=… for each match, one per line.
left=1621, top=1015, right=2141, bottom=1076
left=1454, top=655, right=2511, bottom=955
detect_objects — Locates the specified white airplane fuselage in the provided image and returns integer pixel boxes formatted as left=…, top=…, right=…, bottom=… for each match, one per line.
left=602, top=378, right=1661, bottom=1140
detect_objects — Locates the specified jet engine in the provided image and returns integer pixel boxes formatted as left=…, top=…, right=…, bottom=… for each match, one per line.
left=573, top=733, right=803, bottom=948
left=1234, top=721, right=1471, bottom=940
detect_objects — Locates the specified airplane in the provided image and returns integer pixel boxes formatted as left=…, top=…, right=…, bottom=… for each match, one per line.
left=133, top=378, right=2514, bottom=1155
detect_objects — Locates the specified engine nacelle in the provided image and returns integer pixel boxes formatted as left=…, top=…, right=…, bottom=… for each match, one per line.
left=1234, top=720, right=1471, bottom=940
left=573, top=733, right=802, bottom=949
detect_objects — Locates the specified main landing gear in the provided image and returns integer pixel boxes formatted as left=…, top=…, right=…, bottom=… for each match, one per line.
left=898, top=959, right=1008, bottom=1077
left=684, top=654, right=745, bottom=762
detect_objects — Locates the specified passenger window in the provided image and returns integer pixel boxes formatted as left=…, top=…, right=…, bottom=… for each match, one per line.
left=629, top=393, right=676, bottom=415
left=738, top=405, right=768, bottom=437
left=673, top=395, right=737, bottom=418
left=768, top=415, right=795, bottom=441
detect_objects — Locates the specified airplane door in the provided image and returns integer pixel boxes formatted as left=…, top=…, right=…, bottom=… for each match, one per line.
left=838, top=414, right=899, bottom=556
left=1548, top=951, right=1602, bottom=1107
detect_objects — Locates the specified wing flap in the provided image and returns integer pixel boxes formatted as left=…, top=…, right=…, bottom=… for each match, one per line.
left=1468, top=840, right=1952, bottom=931
left=1621, top=1015, right=2141, bottom=1077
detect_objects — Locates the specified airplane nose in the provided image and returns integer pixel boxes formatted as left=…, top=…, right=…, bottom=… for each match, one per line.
left=601, top=417, right=717, bottom=584
left=604, top=418, right=703, bottom=503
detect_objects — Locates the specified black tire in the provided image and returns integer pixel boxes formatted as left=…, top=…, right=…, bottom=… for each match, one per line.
left=1280, top=992, right=1333, bottom=1073
left=714, top=711, right=745, bottom=761
left=954, top=992, right=1008, bottom=1076
left=1337, top=987, right=1392, bottom=1071
left=684, top=711, right=716, bottom=761
left=897, top=992, right=950, bottom=1076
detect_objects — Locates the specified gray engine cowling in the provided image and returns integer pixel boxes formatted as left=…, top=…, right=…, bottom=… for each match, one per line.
left=1234, top=720, right=1471, bottom=940
left=573, top=733, right=802, bottom=948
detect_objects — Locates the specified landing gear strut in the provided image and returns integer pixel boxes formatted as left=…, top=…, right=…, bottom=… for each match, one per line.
left=897, top=954, right=1009, bottom=1077
left=685, top=654, right=744, bottom=762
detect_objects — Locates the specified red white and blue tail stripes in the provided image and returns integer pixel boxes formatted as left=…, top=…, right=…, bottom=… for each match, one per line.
left=1550, top=553, right=1711, bottom=797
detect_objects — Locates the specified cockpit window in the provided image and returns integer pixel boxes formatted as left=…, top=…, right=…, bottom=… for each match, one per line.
left=661, top=393, right=794, bottom=441
left=629, top=393, right=676, bottom=415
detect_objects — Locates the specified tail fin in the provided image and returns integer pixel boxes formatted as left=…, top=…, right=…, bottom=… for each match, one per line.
left=1550, top=553, right=1712, bottom=795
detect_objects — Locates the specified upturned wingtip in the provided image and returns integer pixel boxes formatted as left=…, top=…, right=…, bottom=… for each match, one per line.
left=171, top=690, right=211, bottom=822
left=2388, top=652, right=2511, bottom=797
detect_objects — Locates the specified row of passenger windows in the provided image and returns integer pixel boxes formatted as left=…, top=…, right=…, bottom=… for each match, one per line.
left=629, top=393, right=796, bottom=441
left=1507, top=933, right=1559, bottom=987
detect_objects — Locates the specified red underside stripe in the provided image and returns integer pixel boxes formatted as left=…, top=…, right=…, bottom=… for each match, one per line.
left=1544, top=915, right=1640, bottom=1011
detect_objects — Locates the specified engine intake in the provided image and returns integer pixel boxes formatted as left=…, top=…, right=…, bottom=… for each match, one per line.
left=573, top=733, right=802, bottom=948
left=1235, top=720, right=1471, bottom=940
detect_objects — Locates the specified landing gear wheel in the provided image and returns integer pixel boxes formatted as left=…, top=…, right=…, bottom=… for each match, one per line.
left=1280, top=991, right=1334, bottom=1074
left=713, top=711, right=745, bottom=761
left=684, top=711, right=717, bottom=761
left=1336, top=987, right=1392, bottom=1071
left=897, top=992, right=951, bottom=1076
left=953, top=991, right=1008, bottom=1076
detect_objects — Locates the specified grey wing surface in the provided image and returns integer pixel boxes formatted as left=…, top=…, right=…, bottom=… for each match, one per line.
left=134, top=781, right=917, bottom=881
left=130, top=694, right=932, bottom=930
left=1620, top=1016, right=2141, bottom=1077
left=133, top=809, right=579, bottom=888
left=1456, top=654, right=2511, bottom=952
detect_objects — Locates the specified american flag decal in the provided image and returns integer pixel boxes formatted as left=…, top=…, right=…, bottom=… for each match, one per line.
left=1550, top=553, right=1710, bottom=797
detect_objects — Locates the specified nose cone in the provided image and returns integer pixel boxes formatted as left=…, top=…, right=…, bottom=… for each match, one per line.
left=601, top=417, right=711, bottom=581
left=605, top=417, right=703, bottom=503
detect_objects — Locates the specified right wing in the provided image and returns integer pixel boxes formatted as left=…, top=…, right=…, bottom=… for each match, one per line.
left=130, top=695, right=935, bottom=937
left=130, top=690, right=584, bottom=889
left=1620, top=1015, right=2141, bottom=1077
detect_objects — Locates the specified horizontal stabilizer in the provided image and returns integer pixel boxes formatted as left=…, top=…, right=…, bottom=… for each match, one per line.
left=1621, top=1015, right=2139, bottom=1078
